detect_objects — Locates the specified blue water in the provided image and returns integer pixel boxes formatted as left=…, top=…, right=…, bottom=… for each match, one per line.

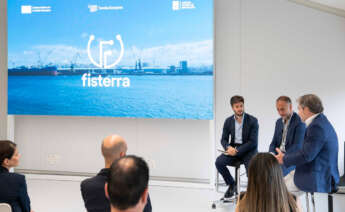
left=8, top=75, right=213, bottom=119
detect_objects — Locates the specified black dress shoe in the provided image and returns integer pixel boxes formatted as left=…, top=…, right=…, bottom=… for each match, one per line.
left=224, top=184, right=237, bottom=198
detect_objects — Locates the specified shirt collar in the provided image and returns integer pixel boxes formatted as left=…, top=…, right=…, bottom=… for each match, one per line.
left=282, top=113, right=292, bottom=124
left=235, top=113, right=245, bottom=123
left=305, top=113, right=319, bottom=127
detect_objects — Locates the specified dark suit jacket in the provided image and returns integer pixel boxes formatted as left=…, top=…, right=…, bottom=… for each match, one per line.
left=269, top=112, right=306, bottom=176
left=0, top=166, right=31, bottom=212
left=81, top=168, right=152, bottom=212
left=284, top=113, right=340, bottom=193
left=221, top=113, right=259, bottom=158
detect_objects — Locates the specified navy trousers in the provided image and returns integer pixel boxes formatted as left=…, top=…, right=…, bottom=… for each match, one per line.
left=215, top=151, right=256, bottom=186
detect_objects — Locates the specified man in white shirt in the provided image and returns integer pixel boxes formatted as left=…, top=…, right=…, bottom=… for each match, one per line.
left=275, top=94, right=339, bottom=195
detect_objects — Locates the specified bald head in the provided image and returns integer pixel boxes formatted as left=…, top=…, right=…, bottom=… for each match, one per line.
left=102, top=135, right=127, bottom=165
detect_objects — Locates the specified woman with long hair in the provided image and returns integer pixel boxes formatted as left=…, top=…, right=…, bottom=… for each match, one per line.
left=0, top=140, right=32, bottom=212
left=235, top=153, right=302, bottom=212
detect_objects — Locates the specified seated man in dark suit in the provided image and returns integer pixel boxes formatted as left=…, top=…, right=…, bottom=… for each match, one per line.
left=81, top=135, right=152, bottom=212
left=215, top=95, right=259, bottom=198
left=269, top=96, right=306, bottom=176
left=105, top=155, right=149, bottom=212
left=0, top=140, right=32, bottom=212
left=276, top=94, right=340, bottom=195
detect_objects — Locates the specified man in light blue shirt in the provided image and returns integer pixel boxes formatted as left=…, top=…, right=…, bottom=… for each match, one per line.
left=216, top=96, right=259, bottom=199
left=234, top=113, right=244, bottom=144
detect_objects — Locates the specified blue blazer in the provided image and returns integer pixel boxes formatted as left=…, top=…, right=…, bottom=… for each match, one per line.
left=284, top=113, right=340, bottom=193
left=0, top=166, right=31, bottom=212
left=81, top=168, right=152, bottom=212
left=221, top=113, right=259, bottom=157
left=269, top=112, right=306, bottom=176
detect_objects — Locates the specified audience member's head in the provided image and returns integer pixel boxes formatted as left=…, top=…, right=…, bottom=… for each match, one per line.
left=230, top=95, right=245, bottom=117
left=237, top=153, right=298, bottom=212
left=276, top=96, right=293, bottom=120
left=297, top=94, right=323, bottom=121
left=101, top=135, right=128, bottom=168
left=0, top=140, right=20, bottom=169
left=106, top=155, right=149, bottom=212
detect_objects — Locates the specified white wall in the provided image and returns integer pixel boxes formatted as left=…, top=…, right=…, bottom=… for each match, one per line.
left=216, top=0, right=345, bottom=176
left=14, top=116, right=212, bottom=181
left=240, top=0, right=345, bottom=171
left=1, top=0, right=345, bottom=183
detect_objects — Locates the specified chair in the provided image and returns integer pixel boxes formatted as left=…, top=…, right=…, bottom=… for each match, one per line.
left=212, top=159, right=244, bottom=209
left=327, top=186, right=339, bottom=212
left=306, top=189, right=338, bottom=212
left=0, top=203, right=12, bottom=212
left=305, top=141, right=344, bottom=212
left=305, top=192, right=315, bottom=212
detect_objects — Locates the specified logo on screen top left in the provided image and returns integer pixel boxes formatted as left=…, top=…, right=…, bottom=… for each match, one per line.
left=87, top=34, right=125, bottom=69
left=21, top=5, right=52, bottom=14
left=21, top=5, right=32, bottom=14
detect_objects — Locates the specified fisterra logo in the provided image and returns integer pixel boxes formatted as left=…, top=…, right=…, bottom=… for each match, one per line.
left=82, top=34, right=130, bottom=88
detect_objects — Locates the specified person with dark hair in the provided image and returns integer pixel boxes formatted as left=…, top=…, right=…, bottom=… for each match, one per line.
left=0, top=140, right=32, bottom=212
left=215, top=95, right=259, bottom=198
left=105, top=155, right=149, bottom=212
left=230, top=95, right=245, bottom=106
left=269, top=96, right=306, bottom=176
left=235, top=153, right=302, bottom=212
left=275, top=94, right=340, bottom=195
left=81, top=135, right=152, bottom=212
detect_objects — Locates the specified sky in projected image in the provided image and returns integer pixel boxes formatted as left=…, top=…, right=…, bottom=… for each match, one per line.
left=8, top=0, right=214, bottom=119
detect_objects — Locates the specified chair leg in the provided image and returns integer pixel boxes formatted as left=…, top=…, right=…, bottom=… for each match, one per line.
left=328, top=194, right=333, bottom=212
left=236, top=167, right=240, bottom=202
left=234, top=167, right=237, bottom=199
left=306, top=192, right=310, bottom=212
left=311, top=193, right=315, bottom=212
left=216, top=170, right=219, bottom=192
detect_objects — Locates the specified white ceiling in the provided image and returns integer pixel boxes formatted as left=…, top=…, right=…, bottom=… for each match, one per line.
left=310, top=0, right=345, bottom=10
left=289, top=0, right=345, bottom=17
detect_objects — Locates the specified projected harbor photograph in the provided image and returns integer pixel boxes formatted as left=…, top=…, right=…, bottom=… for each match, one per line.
left=8, top=0, right=213, bottom=119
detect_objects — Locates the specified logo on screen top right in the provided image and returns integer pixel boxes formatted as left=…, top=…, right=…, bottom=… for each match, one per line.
left=172, top=1, right=196, bottom=11
left=172, top=1, right=181, bottom=10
